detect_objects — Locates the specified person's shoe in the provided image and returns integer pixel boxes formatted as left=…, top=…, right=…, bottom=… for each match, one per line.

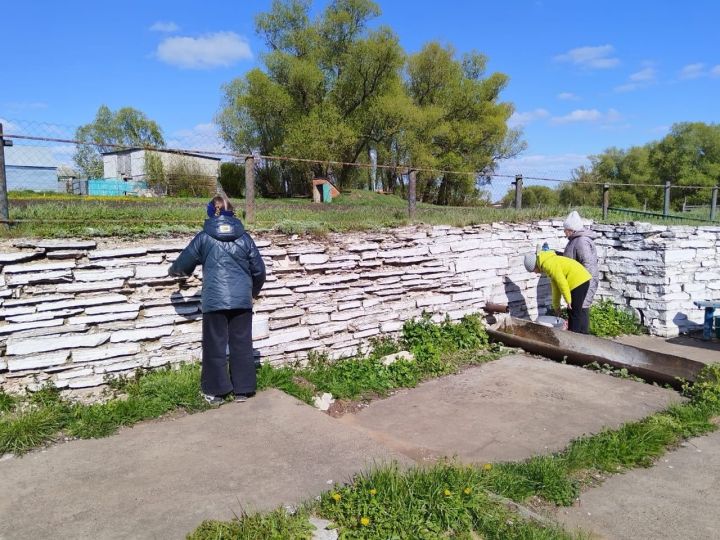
left=234, top=393, right=249, bottom=403
left=201, top=393, right=223, bottom=406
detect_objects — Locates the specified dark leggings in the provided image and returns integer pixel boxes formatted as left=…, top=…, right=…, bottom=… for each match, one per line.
left=568, top=281, right=590, bottom=334
left=201, top=309, right=256, bottom=396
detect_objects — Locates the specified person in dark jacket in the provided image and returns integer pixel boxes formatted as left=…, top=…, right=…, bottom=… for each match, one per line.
left=169, top=195, right=266, bottom=406
left=562, top=211, right=599, bottom=320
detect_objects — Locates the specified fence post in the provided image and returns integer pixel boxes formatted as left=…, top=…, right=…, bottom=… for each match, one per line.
left=602, top=184, right=610, bottom=220
left=244, top=155, right=255, bottom=224
left=0, top=123, right=11, bottom=227
left=408, top=169, right=417, bottom=221
left=711, top=186, right=718, bottom=222
left=663, top=180, right=671, bottom=216
left=513, top=174, right=523, bottom=210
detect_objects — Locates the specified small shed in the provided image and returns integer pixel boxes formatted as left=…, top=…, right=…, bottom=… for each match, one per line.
left=312, top=178, right=340, bottom=203
left=4, top=146, right=59, bottom=192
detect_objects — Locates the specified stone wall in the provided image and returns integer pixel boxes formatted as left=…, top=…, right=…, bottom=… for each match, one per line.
left=0, top=221, right=718, bottom=394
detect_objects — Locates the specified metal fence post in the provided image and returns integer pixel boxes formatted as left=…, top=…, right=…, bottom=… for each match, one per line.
left=0, top=123, right=11, bottom=227
left=408, top=169, right=417, bottom=221
left=244, top=155, right=255, bottom=224
left=663, top=180, right=671, bottom=216
left=711, top=186, right=718, bottom=222
left=602, top=184, right=610, bottom=220
left=513, top=174, right=523, bottom=210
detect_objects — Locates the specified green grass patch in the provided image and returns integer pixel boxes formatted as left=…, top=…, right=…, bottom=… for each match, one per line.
left=188, top=508, right=314, bottom=540
left=589, top=299, right=643, bottom=337
left=0, top=314, right=496, bottom=455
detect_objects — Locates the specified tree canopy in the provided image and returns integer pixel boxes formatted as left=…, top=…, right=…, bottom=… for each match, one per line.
left=216, top=0, right=523, bottom=204
left=73, top=105, right=165, bottom=178
left=564, top=122, right=720, bottom=210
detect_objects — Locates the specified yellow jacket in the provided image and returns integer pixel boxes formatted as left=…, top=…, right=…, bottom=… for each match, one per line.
left=537, top=251, right=592, bottom=310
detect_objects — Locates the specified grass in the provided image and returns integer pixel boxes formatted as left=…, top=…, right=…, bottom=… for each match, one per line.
left=189, top=362, right=720, bottom=539
left=0, top=314, right=497, bottom=455
left=4, top=190, right=704, bottom=238
left=588, top=300, right=643, bottom=338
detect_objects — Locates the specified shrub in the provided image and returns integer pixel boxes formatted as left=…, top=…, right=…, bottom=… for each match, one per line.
left=589, top=299, right=642, bottom=337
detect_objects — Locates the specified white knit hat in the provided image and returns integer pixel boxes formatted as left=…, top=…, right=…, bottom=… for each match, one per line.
left=523, top=252, right=537, bottom=272
left=563, top=210, right=584, bottom=232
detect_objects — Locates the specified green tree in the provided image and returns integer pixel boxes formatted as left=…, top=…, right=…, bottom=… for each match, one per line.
left=73, top=106, right=164, bottom=178
left=500, top=185, right=559, bottom=208
left=561, top=122, right=720, bottom=210
left=219, top=162, right=246, bottom=198
left=216, top=0, right=522, bottom=203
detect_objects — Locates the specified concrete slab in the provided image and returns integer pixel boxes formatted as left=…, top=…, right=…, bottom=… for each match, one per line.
left=339, top=354, right=682, bottom=463
left=616, top=334, right=720, bottom=365
left=557, top=429, right=720, bottom=540
left=0, top=389, right=408, bottom=540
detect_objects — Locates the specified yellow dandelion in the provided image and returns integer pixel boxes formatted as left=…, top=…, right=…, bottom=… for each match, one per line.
left=483, top=463, right=493, bottom=471
left=464, top=487, right=472, bottom=495
left=443, top=489, right=452, bottom=497
left=360, top=517, right=371, bottom=527
left=332, top=493, right=342, bottom=502
left=369, top=488, right=377, bottom=496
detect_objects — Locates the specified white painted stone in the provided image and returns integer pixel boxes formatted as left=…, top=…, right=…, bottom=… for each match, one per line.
left=299, top=253, right=329, bottom=265
left=134, top=265, right=171, bottom=279
left=7, top=332, right=110, bottom=355
left=37, top=293, right=128, bottom=312
left=380, top=350, right=414, bottom=366
left=305, top=313, right=330, bottom=325
left=68, top=375, right=106, bottom=389
left=347, top=242, right=379, bottom=252
left=7, top=270, right=73, bottom=286
left=313, top=392, right=334, bottom=411
left=261, top=287, right=294, bottom=297
left=416, top=294, right=452, bottom=307
left=270, top=307, right=305, bottom=319
left=7, top=263, right=74, bottom=278
left=252, top=316, right=270, bottom=340
left=110, top=326, right=173, bottom=342
left=318, top=273, right=360, bottom=285
left=7, top=351, right=69, bottom=371
left=0, top=251, right=43, bottom=264
left=69, top=311, right=139, bottom=325
left=56, top=280, right=127, bottom=293
left=74, top=268, right=134, bottom=282
left=330, top=309, right=365, bottom=322
left=72, top=343, right=142, bottom=363
left=455, top=256, right=508, bottom=272
left=89, top=247, right=148, bottom=259
left=144, top=304, right=199, bottom=317
left=254, top=327, right=311, bottom=348
left=7, top=308, right=82, bottom=323
left=285, top=340, right=321, bottom=352
left=85, top=303, right=142, bottom=315
left=0, top=319, right=63, bottom=335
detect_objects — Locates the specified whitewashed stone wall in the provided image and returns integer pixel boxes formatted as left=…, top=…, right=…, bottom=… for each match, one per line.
left=0, top=221, right=717, bottom=394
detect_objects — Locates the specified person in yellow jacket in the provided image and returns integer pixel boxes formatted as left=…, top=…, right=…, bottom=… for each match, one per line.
left=524, top=249, right=592, bottom=334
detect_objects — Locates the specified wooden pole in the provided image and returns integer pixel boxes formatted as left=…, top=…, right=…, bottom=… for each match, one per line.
left=0, top=123, right=10, bottom=227
left=514, top=174, right=523, bottom=210
left=663, top=180, right=671, bottom=216
left=602, top=184, right=609, bottom=220
left=244, top=155, right=255, bottom=224
left=408, top=169, right=417, bottom=221
left=711, top=186, right=718, bottom=221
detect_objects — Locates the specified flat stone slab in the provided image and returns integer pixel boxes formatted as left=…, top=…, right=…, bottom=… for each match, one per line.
left=557, top=429, right=720, bottom=540
left=0, top=389, right=408, bottom=540
left=616, top=334, right=720, bottom=365
left=339, top=354, right=682, bottom=463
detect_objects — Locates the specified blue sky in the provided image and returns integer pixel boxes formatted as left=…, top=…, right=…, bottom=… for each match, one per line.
left=1, top=0, right=719, bottom=197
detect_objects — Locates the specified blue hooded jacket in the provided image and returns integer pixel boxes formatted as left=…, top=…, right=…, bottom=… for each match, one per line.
left=169, top=215, right=266, bottom=312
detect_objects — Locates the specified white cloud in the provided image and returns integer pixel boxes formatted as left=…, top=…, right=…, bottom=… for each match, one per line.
left=508, top=108, right=550, bottom=128
left=710, top=65, right=720, bottom=78
left=557, top=92, right=580, bottom=101
left=629, top=67, right=656, bottom=82
left=551, top=108, right=622, bottom=125
left=156, top=32, right=252, bottom=69
left=554, top=45, right=619, bottom=69
left=150, top=21, right=180, bottom=33
left=679, top=63, right=705, bottom=79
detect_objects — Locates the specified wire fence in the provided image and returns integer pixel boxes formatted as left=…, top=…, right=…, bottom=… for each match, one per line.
left=0, top=118, right=718, bottom=227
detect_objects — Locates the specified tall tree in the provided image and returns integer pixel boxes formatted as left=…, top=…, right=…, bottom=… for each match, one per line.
left=73, top=106, right=164, bottom=178
left=216, top=0, right=523, bottom=202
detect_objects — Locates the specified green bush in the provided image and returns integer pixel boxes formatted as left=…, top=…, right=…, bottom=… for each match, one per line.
left=589, top=299, right=642, bottom=337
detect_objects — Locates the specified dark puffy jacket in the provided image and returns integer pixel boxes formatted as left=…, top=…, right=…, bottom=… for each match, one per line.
left=169, top=215, right=266, bottom=312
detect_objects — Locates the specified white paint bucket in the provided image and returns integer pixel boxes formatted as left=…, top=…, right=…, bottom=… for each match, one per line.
left=535, top=315, right=566, bottom=329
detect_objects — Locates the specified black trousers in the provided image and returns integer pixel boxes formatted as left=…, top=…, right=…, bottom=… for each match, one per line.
left=201, top=309, right=256, bottom=396
left=568, top=281, right=590, bottom=334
